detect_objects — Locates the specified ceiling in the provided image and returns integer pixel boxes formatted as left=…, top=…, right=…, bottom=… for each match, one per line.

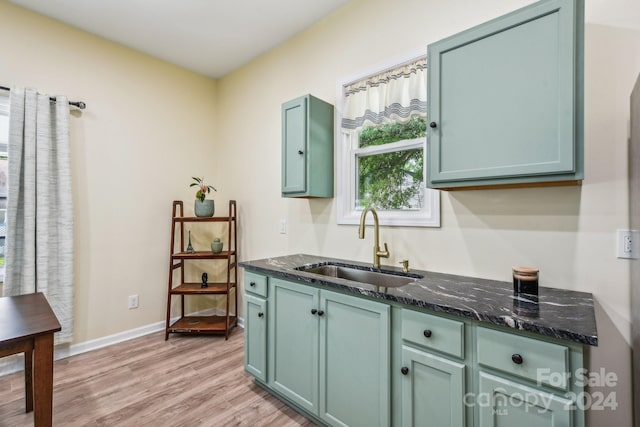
left=7, top=0, right=640, bottom=80
left=7, top=0, right=350, bottom=79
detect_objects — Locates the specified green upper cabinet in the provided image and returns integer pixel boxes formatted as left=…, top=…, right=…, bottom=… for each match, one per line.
left=282, top=94, right=334, bottom=198
left=427, top=0, right=584, bottom=189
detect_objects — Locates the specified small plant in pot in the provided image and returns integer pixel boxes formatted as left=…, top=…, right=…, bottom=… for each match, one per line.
left=190, top=176, right=217, bottom=217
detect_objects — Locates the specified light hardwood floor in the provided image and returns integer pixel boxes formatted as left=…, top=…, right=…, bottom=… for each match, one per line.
left=0, top=330, right=315, bottom=426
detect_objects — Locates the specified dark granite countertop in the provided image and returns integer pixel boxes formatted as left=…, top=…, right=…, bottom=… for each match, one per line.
left=239, top=254, right=598, bottom=346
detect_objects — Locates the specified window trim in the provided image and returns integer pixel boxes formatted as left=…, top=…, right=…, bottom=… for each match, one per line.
left=355, top=137, right=423, bottom=158
left=335, top=50, right=440, bottom=227
left=0, top=93, right=9, bottom=152
left=0, top=93, right=8, bottom=286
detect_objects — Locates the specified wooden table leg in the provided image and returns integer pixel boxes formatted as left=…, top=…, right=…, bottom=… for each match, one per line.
left=25, top=345, right=33, bottom=413
left=0, top=340, right=35, bottom=414
left=33, top=333, right=54, bottom=427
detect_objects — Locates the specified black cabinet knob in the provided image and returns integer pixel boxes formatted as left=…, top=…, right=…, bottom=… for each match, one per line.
left=512, top=354, right=524, bottom=365
left=258, top=312, right=264, bottom=318
left=298, top=150, right=304, bottom=155
left=429, top=122, right=437, bottom=128
left=311, top=308, right=318, bottom=315
left=423, top=329, right=432, bottom=338
left=317, top=310, right=325, bottom=316
left=249, top=282, right=256, bottom=287
left=401, top=367, right=409, bottom=375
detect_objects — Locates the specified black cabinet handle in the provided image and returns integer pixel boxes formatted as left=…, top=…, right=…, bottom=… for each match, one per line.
left=401, top=367, right=409, bottom=375
left=512, top=354, right=524, bottom=365
left=423, top=329, right=432, bottom=338
left=249, top=282, right=256, bottom=287
left=258, top=312, right=264, bottom=318
left=317, top=310, right=325, bottom=316
left=298, top=150, right=304, bottom=155
left=429, top=122, right=437, bottom=128
left=311, top=308, right=318, bottom=315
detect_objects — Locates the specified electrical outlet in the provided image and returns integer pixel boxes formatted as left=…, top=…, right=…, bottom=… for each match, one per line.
left=128, top=294, right=139, bottom=309
left=617, top=230, right=640, bottom=259
left=625, top=235, right=633, bottom=253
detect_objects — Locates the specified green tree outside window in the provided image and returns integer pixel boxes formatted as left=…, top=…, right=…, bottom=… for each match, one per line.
left=357, top=116, right=426, bottom=210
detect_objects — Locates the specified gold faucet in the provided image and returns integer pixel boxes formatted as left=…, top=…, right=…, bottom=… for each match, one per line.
left=358, top=207, right=389, bottom=268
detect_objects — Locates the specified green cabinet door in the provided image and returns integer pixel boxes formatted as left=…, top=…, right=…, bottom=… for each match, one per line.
left=319, top=290, right=390, bottom=427
left=478, top=372, right=574, bottom=427
left=282, top=94, right=334, bottom=198
left=268, top=278, right=320, bottom=414
left=244, top=294, right=267, bottom=382
left=267, top=279, right=390, bottom=426
left=401, top=345, right=465, bottom=427
left=282, top=96, right=307, bottom=194
left=427, top=0, right=584, bottom=189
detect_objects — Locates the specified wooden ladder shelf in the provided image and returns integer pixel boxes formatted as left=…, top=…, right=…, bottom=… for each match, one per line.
left=164, top=200, right=238, bottom=340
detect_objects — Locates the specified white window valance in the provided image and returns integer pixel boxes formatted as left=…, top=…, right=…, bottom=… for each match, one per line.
left=341, top=57, right=427, bottom=131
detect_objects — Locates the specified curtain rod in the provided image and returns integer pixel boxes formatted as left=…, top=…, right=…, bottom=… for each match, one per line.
left=0, top=85, right=86, bottom=110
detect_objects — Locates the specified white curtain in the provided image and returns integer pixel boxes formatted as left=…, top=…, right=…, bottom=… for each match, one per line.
left=4, top=87, right=74, bottom=344
left=342, top=57, right=427, bottom=132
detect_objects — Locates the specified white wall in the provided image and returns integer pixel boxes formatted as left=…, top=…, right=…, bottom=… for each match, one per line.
left=216, top=0, right=640, bottom=424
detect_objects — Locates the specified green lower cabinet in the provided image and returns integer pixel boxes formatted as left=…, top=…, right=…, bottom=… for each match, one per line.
left=269, top=278, right=390, bottom=427
left=269, top=279, right=319, bottom=414
left=243, top=271, right=587, bottom=427
left=478, top=372, right=574, bottom=427
left=401, top=345, right=466, bottom=427
left=320, top=291, right=390, bottom=427
left=243, top=294, right=267, bottom=382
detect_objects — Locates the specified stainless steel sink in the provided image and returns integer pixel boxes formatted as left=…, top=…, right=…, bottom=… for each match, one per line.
left=297, top=263, right=421, bottom=291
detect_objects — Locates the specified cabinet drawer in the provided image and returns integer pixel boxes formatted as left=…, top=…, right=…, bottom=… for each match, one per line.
left=244, top=271, right=268, bottom=297
left=401, top=309, right=464, bottom=358
left=477, top=327, right=569, bottom=391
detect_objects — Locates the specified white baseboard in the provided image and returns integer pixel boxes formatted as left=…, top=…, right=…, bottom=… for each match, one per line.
left=0, top=313, right=245, bottom=377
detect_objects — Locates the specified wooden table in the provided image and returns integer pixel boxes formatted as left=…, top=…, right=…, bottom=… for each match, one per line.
left=0, top=292, right=61, bottom=427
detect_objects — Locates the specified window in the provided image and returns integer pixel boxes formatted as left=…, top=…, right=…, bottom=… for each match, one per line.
left=337, top=55, right=440, bottom=227
left=0, top=93, right=7, bottom=284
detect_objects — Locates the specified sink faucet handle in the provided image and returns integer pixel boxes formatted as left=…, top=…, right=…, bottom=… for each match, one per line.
left=378, top=242, right=390, bottom=258
left=399, top=259, right=409, bottom=273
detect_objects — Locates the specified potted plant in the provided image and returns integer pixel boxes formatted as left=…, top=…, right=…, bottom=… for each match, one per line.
left=190, top=176, right=217, bottom=217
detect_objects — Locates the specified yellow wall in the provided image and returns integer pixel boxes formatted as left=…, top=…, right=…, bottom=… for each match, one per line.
left=0, top=1, right=218, bottom=342
left=217, top=0, right=640, bottom=424
left=1, top=0, right=638, bottom=424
